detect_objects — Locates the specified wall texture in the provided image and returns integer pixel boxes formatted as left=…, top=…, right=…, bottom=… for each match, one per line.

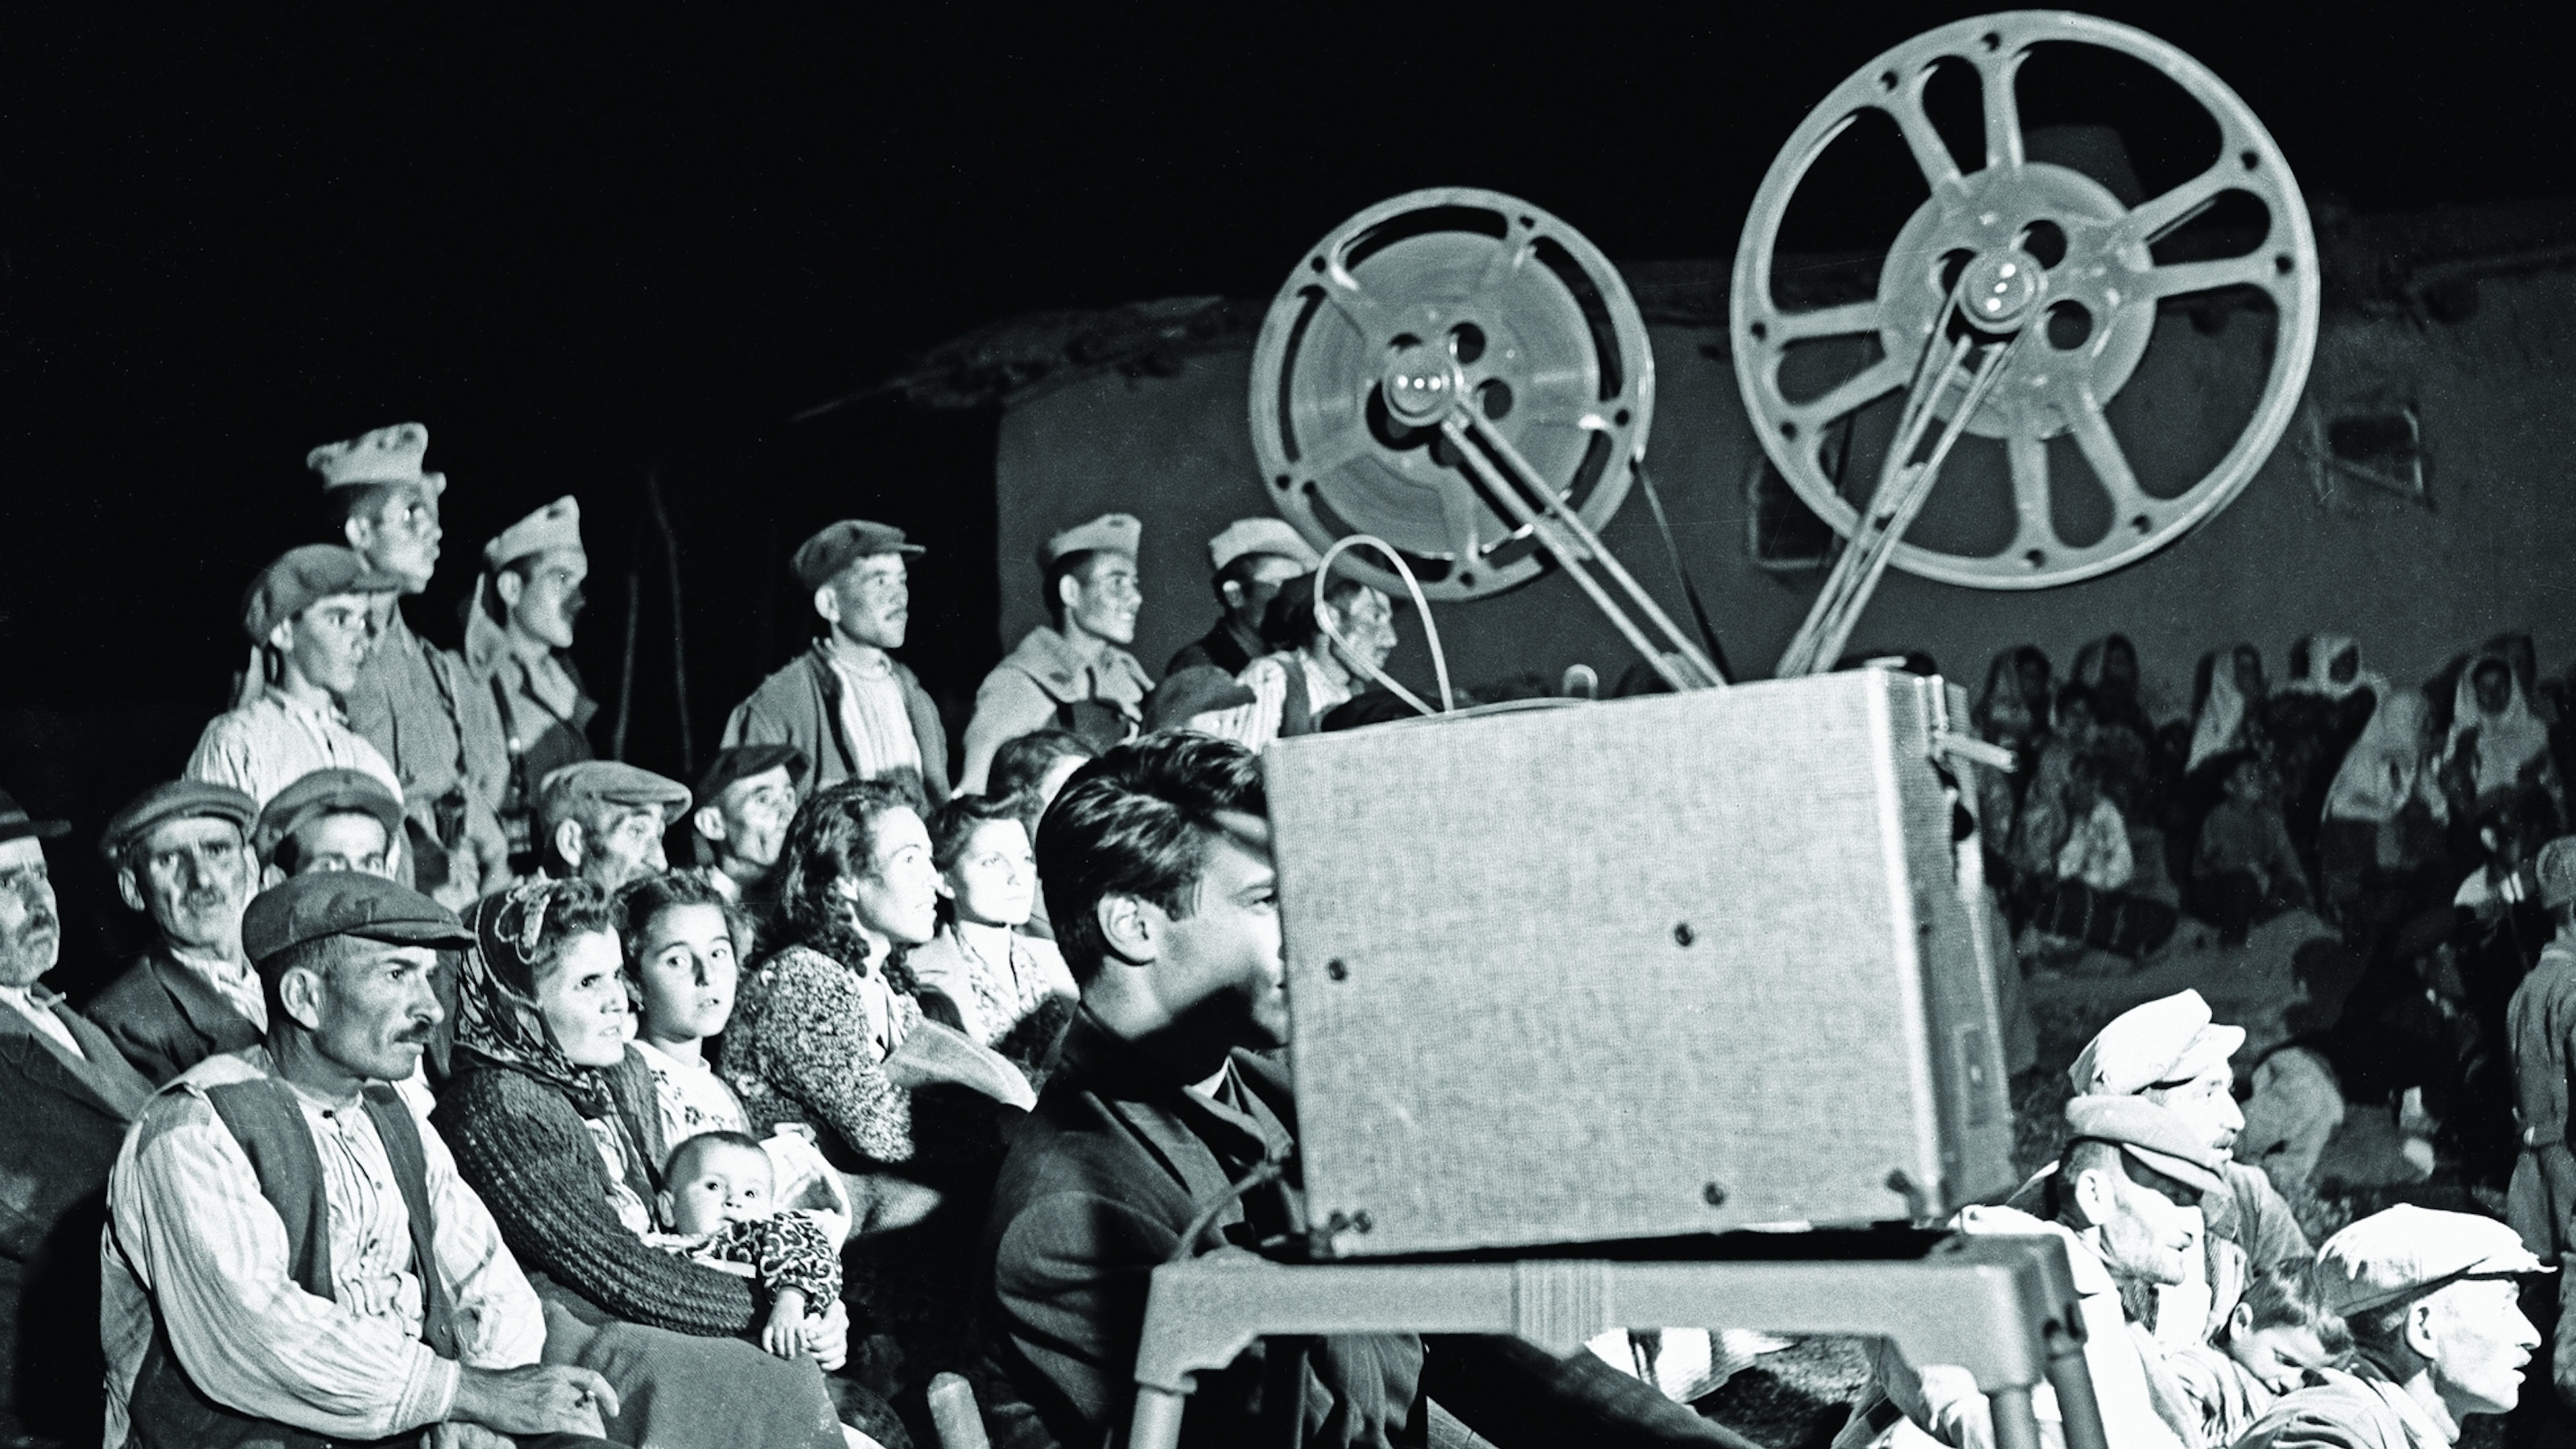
left=995, top=270, right=2576, bottom=716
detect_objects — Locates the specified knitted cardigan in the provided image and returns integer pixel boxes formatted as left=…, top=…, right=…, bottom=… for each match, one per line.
left=431, top=1058, right=762, bottom=1336
left=722, top=943, right=915, bottom=1166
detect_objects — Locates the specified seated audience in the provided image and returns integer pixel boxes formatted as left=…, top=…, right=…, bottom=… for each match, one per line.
left=2186, top=642, right=2271, bottom=778
left=187, top=544, right=408, bottom=807
left=1167, top=517, right=1319, bottom=677
left=86, top=779, right=268, bottom=1084
left=2444, top=646, right=2569, bottom=823
left=2269, top=633, right=2384, bottom=880
left=2168, top=1261, right=2349, bottom=1447
left=686, top=741, right=807, bottom=917
left=2235, top=1207, right=2544, bottom=1449
left=535, top=759, right=692, bottom=891
left=649, top=1129, right=841, bottom=1361
left=0, top=788, right=153, bottom=1442
left=431, top=877, right=855, bottom=1449
left=1223, top=570, right=1399, bottom=751
left=2191, top=752, right=2312, bottom=946
left=101, top=871, right=619, bottom=1448
left=2318, top=691, right=2449, bottom=935
left=1971, top=646, right=2049, bottom=873
left=2508, top=840, right=2576, bottom=1268
left=960, top=513, right=1152, bottom=791
left=2071, top=633, right=2159, bottom=744
left=909, top=793, right=1077, bottom=1066
left=254, top=766, right=405, bottom=881
left=2046, top=681, right=2149, bottom=813
left=2018, top=755, right=2178, bottom=960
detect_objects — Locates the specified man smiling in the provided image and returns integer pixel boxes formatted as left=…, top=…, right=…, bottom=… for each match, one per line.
left=960, top=513, right=1153, bottom=792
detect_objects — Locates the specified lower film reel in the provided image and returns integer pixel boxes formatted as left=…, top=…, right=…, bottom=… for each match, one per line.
left=1249, top=189, right=1655, bottom=603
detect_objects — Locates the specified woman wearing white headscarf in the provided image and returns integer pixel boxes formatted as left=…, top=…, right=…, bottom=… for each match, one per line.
left=2442, top=646, right=2566, bottom=819
left=2279, top=633, right=2387, bottom=702
left=2317, top=691, right=2449, bottom=928
left=2186, top=644, right=2270, bottom=777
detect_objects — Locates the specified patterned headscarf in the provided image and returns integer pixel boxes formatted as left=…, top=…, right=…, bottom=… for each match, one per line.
left=454, top=879, right=609, bottom=1112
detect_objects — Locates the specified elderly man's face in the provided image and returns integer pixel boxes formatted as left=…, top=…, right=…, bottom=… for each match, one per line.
left=128, top=815, right=254, bottom=954
left=577, top=805, right=667, bottom=890
left=2145, top=1063, right=2245, bottom=1154
left=0, top=836, right=60, bottom=989
left=2083, top=1155, right=2202, bottom=1286
left=292, top=941, right=444, bottom=1083
left=2422, top=1278, right=2540, bottom=1415
left=825, top=555, right=910, bottom=650
left=708, top=766, right=796, bottom=873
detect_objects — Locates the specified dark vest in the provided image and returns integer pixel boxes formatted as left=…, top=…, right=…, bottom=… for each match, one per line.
left=123, top=1079, right=455, bottom=1449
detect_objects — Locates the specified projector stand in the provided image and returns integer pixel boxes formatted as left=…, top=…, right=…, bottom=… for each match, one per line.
left=1125, top=1232, right=2107, bottom=1449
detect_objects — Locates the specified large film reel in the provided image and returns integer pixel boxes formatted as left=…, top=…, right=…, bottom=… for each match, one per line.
left=1732, top=11, right=2320, bottom=592
left=1249, top=189, right=1657, bottom=604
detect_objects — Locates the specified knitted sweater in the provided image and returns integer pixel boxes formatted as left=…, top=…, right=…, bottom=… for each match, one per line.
left=722, top=944, right=915, bottom=1166
left=431, top=1061, right=761, bottom=1337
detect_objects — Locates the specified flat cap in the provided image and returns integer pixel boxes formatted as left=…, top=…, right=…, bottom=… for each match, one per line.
left=99, top=780, right=259, bottom=865
left=2068, top=989, right=2245, bottom=1096
left=2062, top=1094, right=2228, bottom=1196
left=243, top=545, right=406, bottom=642
left=242, top=870, right=472, bottom=968
left=793, top=520, right=923, bottom=593
left=693, top=744, right=808, bottom=810
left=2539, top=836, right=2576, bottom=910
left=0, top=787, right=70, bottom=845
left=539, top=761, right=691, bottom=822
left=2317, top=1203, right=2550, bottom=1315
left=308, top=422, right=445, bottom=499
left=1208, top=518, right=1320, bottom=574
left=485, top=495, right=584, bottom=571
left=254, top=769, right=405, bottom=865
left=1146, top=666, right=1257, bottom=733
left=1043, top=513, right=1141, bottom=566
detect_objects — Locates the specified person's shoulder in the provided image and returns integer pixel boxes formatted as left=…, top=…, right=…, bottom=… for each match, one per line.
left=2235, top=1368, right=2403, bottom=1449
left=89, top=953, right=177, bottom=1013
left=431, top=1058, right=576, bottom=1133
left=742, top=650, right=828, bottom=708
left=130, top=1051, right=268, bottom=1145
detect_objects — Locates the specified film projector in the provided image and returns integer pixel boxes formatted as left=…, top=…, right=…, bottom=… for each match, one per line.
left=1129, top=13, right=2317, bottom=1448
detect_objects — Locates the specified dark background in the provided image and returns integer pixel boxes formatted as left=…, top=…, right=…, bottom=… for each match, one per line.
left=3, top=4, right=2572, bottom=969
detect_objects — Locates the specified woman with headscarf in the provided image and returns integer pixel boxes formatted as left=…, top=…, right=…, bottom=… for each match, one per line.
left=2071, top=634, right=2158, bottom=742
left=2442, top=643, right=2568, bottom=821
left=2267, top=633, right=2384, bottom=875
left=431, top=879, right=852, bottom=1449
left=2318, top=690, right=2450, bottom=935
left=2187, top=644, right=2273, bottom=778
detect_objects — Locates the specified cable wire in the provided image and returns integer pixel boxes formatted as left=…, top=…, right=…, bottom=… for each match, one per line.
left=1314, top=535, right=1455, bottom=716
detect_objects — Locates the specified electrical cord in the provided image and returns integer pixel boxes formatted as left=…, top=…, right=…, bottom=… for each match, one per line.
left=1167, top=1159, right=1288, bottom=1263
left=1313, top=535, right=1455, bottom=716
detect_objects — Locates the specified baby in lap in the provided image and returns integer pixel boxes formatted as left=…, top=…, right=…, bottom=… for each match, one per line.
left=652, top=1129, right=843, bottom=1359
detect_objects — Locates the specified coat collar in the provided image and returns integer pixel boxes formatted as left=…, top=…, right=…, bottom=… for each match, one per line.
left=0, top=995, right=152, bottom=1121
left=146, top=946, right=262, bottom=1038
left=1004, top=626, right=1151, bottom=704
left=1054, top=1008, right=1294, bottom=1173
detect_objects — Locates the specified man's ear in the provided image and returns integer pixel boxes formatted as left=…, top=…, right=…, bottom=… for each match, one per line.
left=2226, top=1300, right=2253, bottom=1343
left=691, top=804, right=727, bottom=845
left=1095, top=893, right=1157, bottom=967
left=262, top=863, right=287, bottom=890
left=1219, top=579, right=1245, bottom=612
left=493, top=569, right=526, bottom=610
left=812, top=584, right=842, bottom=628
left=2067, top=1163, right=2116, bottom=1228
left=554, top=819, right=588, bottom=869
left=276, top=964, right=327, bottom=1032
left=342, top=514, right=374, bottom=553
left=115, top=867, right=147, bottom=914
left=267, top=618, right=298, bottom=654
left=1057, top=572, right=1085, bottom=616
left=2401, top=1297, right=2441, bottom=1360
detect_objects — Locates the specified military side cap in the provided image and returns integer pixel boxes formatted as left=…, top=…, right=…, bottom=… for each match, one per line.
left=2068, top=988, right=2245, bottom=1096
left=1042, top=513, right=1141, bottom=566
left=242, top=870, right=472, bottom=968
left=254, top=769, right=405, bottom=864
left=2317, top=1203, right=2551, bottom=1315
left=1208, top=518, right=1320, bottom=574
left=694, top=745, right=808, bottom=808
left=243, top=545, right=406, bottom=642
left=0, top=787, right=71, bottom=844
left=539, top=760, right=691, bottom=821
left=2538, top=836, right=2576, bottom=909
left=793, top=520, right=924, bottom=593
left=1146, top=666, right=1258, bottom=733
left=99, top=780, right=259, bottom=865
left=308, top=422, right=444, bottom=499
left=485, top=495, right=585, bottom=571
left=2062, top=1094, right=2228, bottom=1196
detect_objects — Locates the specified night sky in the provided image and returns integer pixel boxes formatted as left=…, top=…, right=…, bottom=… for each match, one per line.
left=3, top=2, right=2571, bottom=762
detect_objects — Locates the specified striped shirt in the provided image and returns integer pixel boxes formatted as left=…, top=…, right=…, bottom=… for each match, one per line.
left=831, top=655, right=924, bottom=780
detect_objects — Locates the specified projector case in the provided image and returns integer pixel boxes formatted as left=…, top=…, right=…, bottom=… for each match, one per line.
left=1265, top=670, right=2016, bottom=1258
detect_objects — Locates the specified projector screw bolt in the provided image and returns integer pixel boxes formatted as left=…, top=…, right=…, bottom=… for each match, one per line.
left=1702, top=1182, right=1728, bottom=1208
left=1672, top=923, right=1696, bottom=947
left=1326, top=958, right=1349, bottom=981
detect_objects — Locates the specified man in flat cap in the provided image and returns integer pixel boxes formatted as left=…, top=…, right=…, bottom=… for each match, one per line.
left=1879, top=1096, right=2230, bottom=1449
left=320, top=422, right=515, bottom=911
left=535, top=760, right=691, bottom=893
left=102, top=871, right=619, bottom=1447
left=468, top=495, right=600, bottom=872
left=960, top=512, right=1153, bottom=793
left=188, top=544, right=410, bottom=810
left=255, top=766, right=406, bottom=884
left=722, top=518, right=950, bottom=804
left=0, top=786, right=155, bottom=1442
left=2237, top=1205, right=2547, bottom=1448
left=1166, top=517, right=1319, bottom=679
left=687, top=743, right=804, bottom=910
left=85, top=780, right=270, bottom=1086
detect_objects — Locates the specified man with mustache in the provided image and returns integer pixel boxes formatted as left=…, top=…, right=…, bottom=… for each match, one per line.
left=533, top=761, right=693, bottom=894
left=85, top=780, right=270, bottom=1085
left=2237, top=1206, right=2547, bottom=1448
left=469, top=496, right=601, bottom=873
left=683, top=743, right=805, bottom=928
left=722, top=518, right=950, bottom=803
left=960, top=513, right=1152, bottom=793
left=0, top=786, right=155, bottom=1443
left=102, top=871, right=621, bottom=1448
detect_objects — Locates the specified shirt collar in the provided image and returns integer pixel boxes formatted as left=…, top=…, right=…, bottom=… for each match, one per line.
left=0, top=980, right=65, bottom=1011
left=261, top=686, right=346, bottom=724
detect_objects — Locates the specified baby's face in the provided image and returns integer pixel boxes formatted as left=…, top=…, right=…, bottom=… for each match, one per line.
left=667, top=1143, right=775, bottom=1235
left=2228, top=1323, right=2331, bottom=1393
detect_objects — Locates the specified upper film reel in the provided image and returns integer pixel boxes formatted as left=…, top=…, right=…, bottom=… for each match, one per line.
left=1249, top=189, right=1656, bottom=603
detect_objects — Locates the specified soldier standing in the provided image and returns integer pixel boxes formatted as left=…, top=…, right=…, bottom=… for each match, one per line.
left=959, top=513, right=1152, bottom=793
left=466, top=497, right=597, bottom=873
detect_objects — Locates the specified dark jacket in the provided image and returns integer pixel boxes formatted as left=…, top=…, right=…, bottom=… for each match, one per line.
left=85, top=947, right=264, bottom=1086
left=1166, top=617, right=1262, bottom=679
left=0, top=993, right=155, bottom=1438
left=721, top=642, right=950, bottom=804
left=2231, top=1357, right=2425, bottom=1449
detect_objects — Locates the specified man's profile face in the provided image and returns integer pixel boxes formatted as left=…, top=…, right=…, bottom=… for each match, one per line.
left=826, top=555, right=909, bottom=650
left=1145, top=812, right=1288, bottom=1049
left=289, top=811, right=394, bottom=877
left=1222, top=555, right=1307, bottom=634
left=711, top=766, right=796, bottom=872
left=2423, top=1278, right=2539, bottom=1415
left=2145, top=1064, right=2244, bottom=1153
left=353, top=485, right=443, bottom=592
left=2085, top=1155, right=2200, bottom=1286
left=1067, top=552, right=1142, bottom=646
left=283, top=592, right=378, bottom=695
left=1324, top=588, right=1397, bottom=677
left=0, top=836, right=60, bottom=989
left=132, top=815, right=254, bottom=951
left=297, top=940, right=444, bottom=1082
left=510, top=549, right=588, bottom=650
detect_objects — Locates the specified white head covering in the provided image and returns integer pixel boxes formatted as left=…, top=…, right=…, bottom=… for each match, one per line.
left=2186, top=647, right=2256, bottom=774
left=2325, top=691, right=2446, bottom=824
left=2281, top=633, right=2388, bottom=702
left=2446, top=648, right=2552, bottom=802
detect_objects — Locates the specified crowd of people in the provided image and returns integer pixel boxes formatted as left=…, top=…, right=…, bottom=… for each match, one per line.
left=0, top=417, right=2570, bottom=1449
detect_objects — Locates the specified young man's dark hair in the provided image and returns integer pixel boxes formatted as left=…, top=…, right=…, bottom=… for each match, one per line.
left=1040, top=549, right=1104, bottom=628
left=1035, top=732, right=1265, bottom=987
left=989, top=729, right=1098, bottom=801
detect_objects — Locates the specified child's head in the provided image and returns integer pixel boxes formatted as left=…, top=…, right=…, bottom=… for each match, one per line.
left=2223, top=1261, right=2348, bottom=1393
left=659, top=1130, right=774, bottom=1235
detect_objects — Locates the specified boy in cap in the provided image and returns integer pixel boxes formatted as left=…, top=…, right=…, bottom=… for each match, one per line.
left=1166, top=516, right=1319, bottom=678
left=467, top=496, right=600, bottom=869
left=534, top=760, right=691, bottom=893
left=2236, top=1205, right=2547, bottom=1448
left=960, top=512, right=1153, bottom=792
left=720, top=518, right=950, bottom=802
left=686, top=743, right=805, bottom=908
left=254, top=766, right=407, bottom=883
left=188, top=544, right=410, bottom=810
left=101, top=872, right=620, bottom=1447
left=85, top=780, right=269, bottom=1085
left=320, top=422, right=515, bottom=911
left=0, top=786, right=155, bottom=1441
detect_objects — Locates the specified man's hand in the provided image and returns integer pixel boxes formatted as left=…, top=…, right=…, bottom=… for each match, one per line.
left=807, top=1297, right=850, bottom=1373
left=426, top=1422, right=516, bottom=1449
left=452, top=1363, right=618, bottom=1438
